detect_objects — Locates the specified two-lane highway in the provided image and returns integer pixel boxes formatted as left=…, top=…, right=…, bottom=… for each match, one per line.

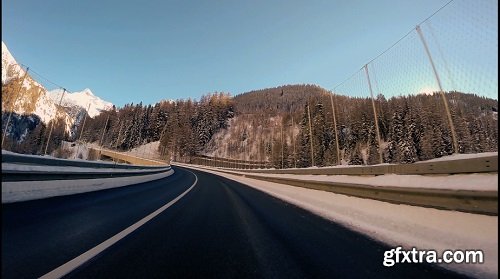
left=2, top=166, right=468, bottom=278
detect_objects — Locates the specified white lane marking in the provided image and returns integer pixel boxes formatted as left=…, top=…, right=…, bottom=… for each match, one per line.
left=39, top=170, right=198, bottom=279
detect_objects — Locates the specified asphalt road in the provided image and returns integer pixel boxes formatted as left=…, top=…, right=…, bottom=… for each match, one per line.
left=2, top=166, right=469, bottom=279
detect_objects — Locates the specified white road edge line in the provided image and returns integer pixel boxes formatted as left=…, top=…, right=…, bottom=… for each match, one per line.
left=39, top=169, right=198, bottom=279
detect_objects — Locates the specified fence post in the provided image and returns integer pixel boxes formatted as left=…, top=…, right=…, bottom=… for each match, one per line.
left=329, top=92, right=341, bottom=165
left=416, top=24, right=458, bottom=154
left=271, top=130, right=274, bottom=168
left=364, top=64, right=384, bottom=164
left=281, top=122, right=284, bottom=169
left=291, top=115, right=297, bottom=168
left=307, top=102, right=315, bottom=167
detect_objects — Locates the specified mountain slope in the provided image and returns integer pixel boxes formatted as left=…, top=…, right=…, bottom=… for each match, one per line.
left=2, top=42, right=59, bottom=125
left=48, top=88, right=113, bottom=118
left=2, top=41, right=113, bottom=136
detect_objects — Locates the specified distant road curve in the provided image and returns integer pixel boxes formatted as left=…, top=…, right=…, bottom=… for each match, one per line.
left=2, top=166, right=467, bottom=278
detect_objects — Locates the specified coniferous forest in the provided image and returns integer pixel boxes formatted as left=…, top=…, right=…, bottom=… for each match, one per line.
left=2, top=84, right=497, bottom=167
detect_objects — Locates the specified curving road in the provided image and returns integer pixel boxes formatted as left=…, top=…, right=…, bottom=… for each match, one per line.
left=2, top=166, right=468, bottom=278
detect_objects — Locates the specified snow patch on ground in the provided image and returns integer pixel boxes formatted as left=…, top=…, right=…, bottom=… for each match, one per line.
left=217, top=169, right=498, bottom=191
left=122, top=141, right=166, bottom=161
left=422, top=152, right=498, bottom=162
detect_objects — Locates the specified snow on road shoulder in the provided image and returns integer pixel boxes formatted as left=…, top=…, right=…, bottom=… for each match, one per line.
left=178, top=164, right=498, bottom=279
left=219, top=170, right=498, bottom=191
left=422, top=151, right=498, bottom=162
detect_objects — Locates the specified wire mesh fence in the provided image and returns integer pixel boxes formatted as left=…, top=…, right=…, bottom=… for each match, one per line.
left=318, top=0, right=499, bottom=167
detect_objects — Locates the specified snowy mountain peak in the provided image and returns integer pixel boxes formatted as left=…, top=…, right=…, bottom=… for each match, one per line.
left=82, top=88, right=94, bottom=96
left=2, top=41, right=25, bottom=84
left=2, top=41, right=15, bottom=65
left=2, top=41, right=114, bottom=141
left=47, top=88, right=113, bottom=118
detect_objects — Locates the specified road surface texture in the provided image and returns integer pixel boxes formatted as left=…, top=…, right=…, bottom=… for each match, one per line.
left=2, top=166, right=469, bottom=278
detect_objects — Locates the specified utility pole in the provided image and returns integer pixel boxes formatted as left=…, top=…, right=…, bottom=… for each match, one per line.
left=292, top=115, right=297, bottom=168
left=259, top=126, right=264, bottom=168
left=158, top=123, right=169, bottom=161
left=2, top=67, right=29, bottom=149
left=45, top=88, right=66, bottom=155
left=116, top=120, right=125, bottom=149
left=416, top=25, right=458, bottom=154
left=281, top=120, right=284, bottom=169
left=78, top=103, right=91, bottom=142
left=97, top=113, right=110, bottom=159
left=75, top=103, right=91, bottom=159
left=271, top=126, right=274, bottom=168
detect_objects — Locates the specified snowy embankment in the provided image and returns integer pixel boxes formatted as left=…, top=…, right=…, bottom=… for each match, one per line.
left=2, top=163, right=174, bottom=203
left=248, top=151, right=498, bottom=170
left=176, top=163, right=498, bottom=279
left=215, top=151, right=498, bottom=191
left=422, top=151, right=498, bottom=162
left=215, top=170, right=498, bottom=191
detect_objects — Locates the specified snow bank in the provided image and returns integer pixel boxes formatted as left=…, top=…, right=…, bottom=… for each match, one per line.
left=422, top=152, right=498, bottom=162
left=215, top=169, right=498, bottom=191
left=122, top=141, right=164, bottom=161
left=177, top=163, right=498, bottom=279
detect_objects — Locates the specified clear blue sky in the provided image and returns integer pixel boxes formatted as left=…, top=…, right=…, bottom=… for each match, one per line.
left=4, top=0, right=494, bottom=107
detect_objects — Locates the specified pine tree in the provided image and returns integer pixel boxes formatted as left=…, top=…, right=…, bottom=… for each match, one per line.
left=349, top=144, right=363, bottom=165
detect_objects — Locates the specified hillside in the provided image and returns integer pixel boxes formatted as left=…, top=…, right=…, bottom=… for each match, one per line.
left=77, top=84, right=497, bottom=167
left=233, top=84, right=330, bottom=116
left=3, top=56, right=497, bottom=165
left=1, top=41, right=113, bottom=155
left=207, top=85, right=498, bottom=167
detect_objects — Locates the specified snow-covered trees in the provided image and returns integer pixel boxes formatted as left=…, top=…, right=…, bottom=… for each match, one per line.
left=3, top=83, right=497, bottom=167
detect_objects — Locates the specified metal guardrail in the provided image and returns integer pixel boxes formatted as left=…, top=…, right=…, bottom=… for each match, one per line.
left=178, top=164, right=498, bottom=216
left=2, top=167, right=172, bottom=182
left=219, top=155, right=498, bottom=175
left=2, top=151, right=172, bottom=182
left=192, top=156, right=267, bottom=169
left=90, top=148, right=169, bottom=167
left=2, top=152, right=167, bottom=170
